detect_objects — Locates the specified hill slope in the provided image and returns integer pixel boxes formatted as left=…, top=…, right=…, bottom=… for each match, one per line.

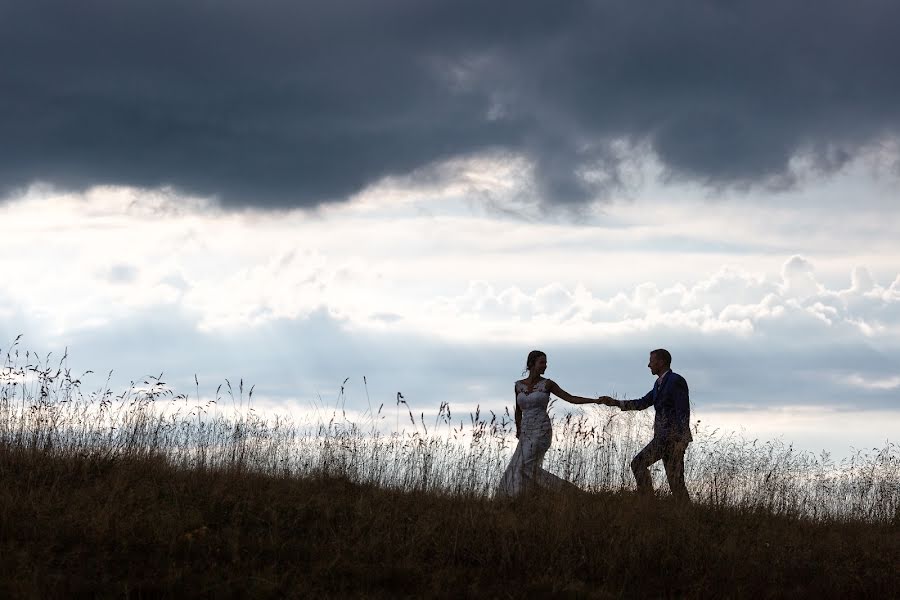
left=1, top=447, right=897, bottom=598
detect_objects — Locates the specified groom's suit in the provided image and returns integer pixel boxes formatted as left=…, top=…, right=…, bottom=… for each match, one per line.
left=616, top=371, right=691, bottom=499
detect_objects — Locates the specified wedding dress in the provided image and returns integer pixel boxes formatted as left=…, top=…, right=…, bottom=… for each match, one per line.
left=496, top=378, right=575, bottom=497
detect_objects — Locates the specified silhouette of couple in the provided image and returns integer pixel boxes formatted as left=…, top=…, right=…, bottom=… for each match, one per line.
left=497, top=349, right=692, bottom=501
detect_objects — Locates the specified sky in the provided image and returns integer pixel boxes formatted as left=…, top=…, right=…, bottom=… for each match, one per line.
left=2, top=0, right=899, bottom=458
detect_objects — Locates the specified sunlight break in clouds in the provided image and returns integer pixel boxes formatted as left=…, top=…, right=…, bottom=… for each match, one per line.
left=4, top=176, right=900, bottom=346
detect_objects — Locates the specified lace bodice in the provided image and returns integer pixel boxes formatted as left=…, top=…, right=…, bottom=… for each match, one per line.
left=516, top=379, right=552, bottom=412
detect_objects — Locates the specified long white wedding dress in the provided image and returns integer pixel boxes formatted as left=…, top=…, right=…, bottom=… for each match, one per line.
left=496, top=378, right=576, bottom=498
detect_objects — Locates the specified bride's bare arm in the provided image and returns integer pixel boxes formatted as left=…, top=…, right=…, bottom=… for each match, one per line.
left=548, top=380, right=600, bottom=405
left=514, top=384, right=522, bottom=438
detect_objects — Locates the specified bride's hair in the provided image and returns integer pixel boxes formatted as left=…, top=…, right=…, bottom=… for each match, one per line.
left=523, top=350, right=547, bottom=375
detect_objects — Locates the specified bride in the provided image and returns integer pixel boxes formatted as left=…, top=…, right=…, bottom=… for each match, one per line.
left=497, top=350, right=602, bottom=498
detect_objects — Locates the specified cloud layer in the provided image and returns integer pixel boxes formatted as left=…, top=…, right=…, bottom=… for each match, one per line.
left=3, top=0, right=900, bottom=207
left=2, top=186, right=898, bottom=428
left=433, top=257, right=900, bottom=343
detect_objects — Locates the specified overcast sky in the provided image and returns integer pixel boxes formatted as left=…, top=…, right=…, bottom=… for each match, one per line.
left=2, top=0, right=899, bottom=458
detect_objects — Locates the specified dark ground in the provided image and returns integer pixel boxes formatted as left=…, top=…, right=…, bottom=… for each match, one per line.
left=1, top=447, right=898, bottom=598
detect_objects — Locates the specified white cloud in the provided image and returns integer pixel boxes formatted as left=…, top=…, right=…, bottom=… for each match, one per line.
left=780, top=255, right=823, bottom=299
left=3, top=179, right=899, bottom=347
left=836, top=373, right=900, bottom=391
left=427, top=257, right=900, bottom=345
left=3, top=180, right=900, bottom=351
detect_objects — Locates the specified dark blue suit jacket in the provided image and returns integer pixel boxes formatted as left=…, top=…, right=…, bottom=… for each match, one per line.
left=617, top=371, right=692, bottom=443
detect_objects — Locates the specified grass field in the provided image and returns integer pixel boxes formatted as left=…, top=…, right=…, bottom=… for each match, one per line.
left=1, top=342, right=898, bottom=597
left=2, top=447, right=898, bottom=598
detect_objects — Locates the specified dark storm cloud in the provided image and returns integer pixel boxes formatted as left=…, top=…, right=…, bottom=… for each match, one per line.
left=2, top=0, right=900, bottom=208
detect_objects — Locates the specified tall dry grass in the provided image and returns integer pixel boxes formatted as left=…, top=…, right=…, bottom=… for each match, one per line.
left=1, top=339, right=898, bottom=523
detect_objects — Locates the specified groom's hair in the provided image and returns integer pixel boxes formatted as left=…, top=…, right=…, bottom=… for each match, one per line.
left=651, top=348, right=672, bottom=366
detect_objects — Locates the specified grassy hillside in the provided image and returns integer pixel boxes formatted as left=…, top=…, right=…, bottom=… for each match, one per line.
left=1, top=445, right=898, bottom=598
left=2, top=344, right=898, bottom=597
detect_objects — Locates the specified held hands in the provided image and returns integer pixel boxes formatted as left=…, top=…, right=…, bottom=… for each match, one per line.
left=596, top=395, right=617, bottom=406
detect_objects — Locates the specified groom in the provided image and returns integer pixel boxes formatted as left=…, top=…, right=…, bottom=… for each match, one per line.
left=599, top=349, right=692, bottom=501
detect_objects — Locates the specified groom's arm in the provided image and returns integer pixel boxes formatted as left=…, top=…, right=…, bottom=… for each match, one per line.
left=672, top=377, right=690, bottom=437
left=600, top=390, right=654, bottom=411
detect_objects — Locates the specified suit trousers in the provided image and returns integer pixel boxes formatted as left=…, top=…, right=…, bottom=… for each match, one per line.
left=631, top=437, right=690, bottom=501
